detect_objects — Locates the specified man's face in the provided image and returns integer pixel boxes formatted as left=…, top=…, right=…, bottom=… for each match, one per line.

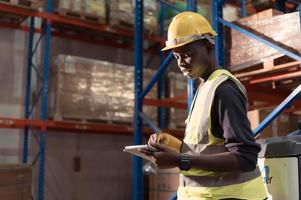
left=172, top=40, right=209, bottom=79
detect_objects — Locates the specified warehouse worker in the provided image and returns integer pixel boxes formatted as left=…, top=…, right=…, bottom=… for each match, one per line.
left=142, top=12, right=267, bottom=200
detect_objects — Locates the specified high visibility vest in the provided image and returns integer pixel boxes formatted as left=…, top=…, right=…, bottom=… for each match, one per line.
left=178, top=69, right=267, bottom=200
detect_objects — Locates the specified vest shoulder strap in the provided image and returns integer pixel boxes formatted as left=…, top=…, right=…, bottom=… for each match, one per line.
left=208, top=69, right=246, bottom=97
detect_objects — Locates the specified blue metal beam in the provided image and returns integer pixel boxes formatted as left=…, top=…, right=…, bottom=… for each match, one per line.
left=31, top=63, right=43, bottom=80
left=29, top=86, right=43, bottom=118
left=212, top=0, right=225, bottom=67
left=299, top=3, right=301, bottom=29
left=169, top=192, right=177, bottom=200
left=158, top=1, right=167, bottom=128
left=159, top=0, right=185, bottom=13
left=186, top=0, right=197, bottom=110
left=38, top=0, right=53, bottom=198
left=241, top=0, right=246, bottom=17
left=139, top=52, right=173, bottom=99
left=38, top=22, right=51, bottom=200
left=139, top=112, right=161, bottom=133
left=254, top=84, right=301, bottom=136
left=133, top=0, right=144, bottom=199
left=22, top=16, right=35, bottom=164
left=219, top=18, right=301, bottom=61
left=187, top=0, right=197, bottom=12
left=32, top=33, right=43, bottom=59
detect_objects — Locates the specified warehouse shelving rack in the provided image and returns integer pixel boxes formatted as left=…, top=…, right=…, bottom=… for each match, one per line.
left=0, top=1, right=186, bottom=200
left=0, top=0, right=300, bottom=200
left=212, top=0, right=301, bottom=137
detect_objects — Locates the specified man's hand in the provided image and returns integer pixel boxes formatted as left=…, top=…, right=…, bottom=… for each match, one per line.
left=148, top=133, right=182, bottom=153
left=141, top=142, right=180, bottom=169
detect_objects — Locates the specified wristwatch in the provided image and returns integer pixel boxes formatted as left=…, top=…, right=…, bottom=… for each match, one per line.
left=178, top=153, right=191, bottom=171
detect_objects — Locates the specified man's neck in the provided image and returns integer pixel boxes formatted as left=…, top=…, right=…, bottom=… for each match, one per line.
left=202, top=57, right=221, bottom=81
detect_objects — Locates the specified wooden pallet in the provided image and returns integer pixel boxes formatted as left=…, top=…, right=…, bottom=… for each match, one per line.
left=56, top=9, right=106, bottom=24
left=234, top=54, right=301, bottom=79
left=110, top=18, right=154, bottom=34
left=0, top=11, right=25, bottom=22
left=50, top=115, right=132, bottom=125
left=110, top=18, right=133, bottom=31
left=0, top=0, right=41, bottom=9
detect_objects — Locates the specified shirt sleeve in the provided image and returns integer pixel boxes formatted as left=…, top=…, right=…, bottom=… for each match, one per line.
left=211, top=79, right=261, bottom=172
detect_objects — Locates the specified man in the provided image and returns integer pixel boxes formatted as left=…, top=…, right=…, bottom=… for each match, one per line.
left=141, top=12, right=267, bottom=199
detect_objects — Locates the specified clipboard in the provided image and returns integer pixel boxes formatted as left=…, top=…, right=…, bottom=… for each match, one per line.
left=123, top=145, right=158, bottom=163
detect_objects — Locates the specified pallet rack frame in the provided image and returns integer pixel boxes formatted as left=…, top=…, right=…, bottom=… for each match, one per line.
left=0, top=0, right=300, bottom=199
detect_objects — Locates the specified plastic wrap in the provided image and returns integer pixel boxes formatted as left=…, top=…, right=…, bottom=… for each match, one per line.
left=5, top=0, right=43, bottom=9
left=109, top=0, right=158, bottom=32
left=225, top=9, right=301, bottom=72
left=55, top=0, right=106, bottom=18
left=168, top=72, right=187, bottom=129
left=49, top=55, right=157, bottom=123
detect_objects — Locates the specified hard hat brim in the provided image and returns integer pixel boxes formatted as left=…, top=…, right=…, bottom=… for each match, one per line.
left=161, top=33, right=217, bottom=51
left=161, top=40, right=192, bottom=51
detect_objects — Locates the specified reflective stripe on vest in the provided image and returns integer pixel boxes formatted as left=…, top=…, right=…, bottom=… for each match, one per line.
left=179, top=69, right=267, bottom=199
left=177, top=176, right=266, bottom=200
left=180, top=167, right=261, bottom=187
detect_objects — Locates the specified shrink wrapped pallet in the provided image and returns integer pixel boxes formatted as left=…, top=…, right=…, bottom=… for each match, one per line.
left=49, top=55, right=157, bottom=124
left=225, top=9, right=301, bottom=72
left=83, top=0, right=106, bottom=17
left=109, top=0, right=158, bottom=32
left=54, top=0, right=106, bottom=22
left=0, top=0, right=42, bottom=9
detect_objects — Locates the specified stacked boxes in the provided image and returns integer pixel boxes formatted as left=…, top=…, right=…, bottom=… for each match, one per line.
left=54, top=0, right=106, bottom=20
left=0, top=164, right=32, bottom=200
left=49, top=55, right=157, bottom=123
left=83, top=0, right=106, bottom=17
left=148, top=168, right=179, bottom=200
left=0, top=0, right=42, bottom=9
left=225, top=9, right=301, bottom=72
left=248, top=109, right=299, bottom=138
left=109, top=0, right=158, bottom=32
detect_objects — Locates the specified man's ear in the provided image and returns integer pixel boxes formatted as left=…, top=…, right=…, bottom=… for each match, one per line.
left=205, top=41, right=213, bottom=53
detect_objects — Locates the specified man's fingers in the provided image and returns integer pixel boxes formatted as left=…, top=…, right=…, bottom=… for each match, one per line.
left=139, top=149, right=154, bottom=156
left=149, top=142, right=166, bottom=151
left=148, top=134, right=157, bottom=145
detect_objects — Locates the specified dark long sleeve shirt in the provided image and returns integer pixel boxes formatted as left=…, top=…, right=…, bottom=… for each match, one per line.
left=210, top=79, right=261, bottom=172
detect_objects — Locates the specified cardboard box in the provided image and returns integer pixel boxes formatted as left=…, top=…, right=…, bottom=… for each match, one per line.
left=49, top=55, right=158, bottom=123
left=0, top=164, right=32, bottom=200
left=148, top=168, right=179, bottom=200
left=247, top=109, right=299, bottom=139
left=0, top=185, right=31, bottom=200
left=225, top=9, right=301, bottom=72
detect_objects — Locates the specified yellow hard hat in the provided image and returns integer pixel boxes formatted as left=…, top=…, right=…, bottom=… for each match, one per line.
left=162, top=11, right=217, bottom=51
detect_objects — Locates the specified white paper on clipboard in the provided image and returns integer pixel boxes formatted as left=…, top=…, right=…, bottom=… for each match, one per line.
left=123, top=145, right=157, bottom=163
